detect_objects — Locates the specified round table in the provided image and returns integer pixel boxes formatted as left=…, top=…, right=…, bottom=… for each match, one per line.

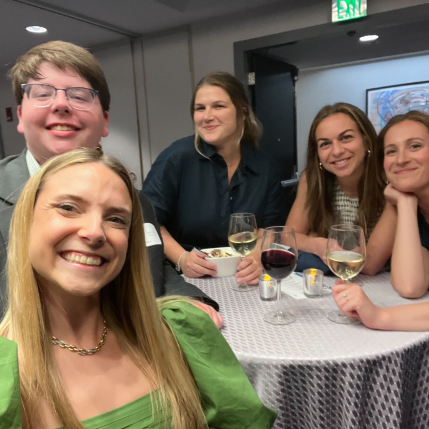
left=185, top=272, right=429, bottom=429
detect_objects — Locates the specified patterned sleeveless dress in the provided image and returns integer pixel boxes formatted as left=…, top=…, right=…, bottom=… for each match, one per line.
left=332, top=182, right=382, bottom=239
left=333, top=183, right=359, bottom=226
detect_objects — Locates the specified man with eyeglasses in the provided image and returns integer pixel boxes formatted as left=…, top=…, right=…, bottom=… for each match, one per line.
left=21, top=83, right=100, bottom=111
left=0, top=41, right=220, bottom=324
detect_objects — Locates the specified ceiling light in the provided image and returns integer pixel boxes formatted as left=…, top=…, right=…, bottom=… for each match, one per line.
left=359, top=35, right=379, bottom=42
left=26, top=26, right=47, bottom=34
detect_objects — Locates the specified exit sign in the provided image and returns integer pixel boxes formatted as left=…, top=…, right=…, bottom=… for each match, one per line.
left=332, top=0, right=367, bottom=22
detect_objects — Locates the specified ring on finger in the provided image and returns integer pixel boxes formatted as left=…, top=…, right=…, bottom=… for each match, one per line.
left=343, top=293, right=348, bottom=301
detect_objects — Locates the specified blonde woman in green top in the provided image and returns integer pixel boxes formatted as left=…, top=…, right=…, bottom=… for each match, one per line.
left=0, top=148, right=276, bottom=429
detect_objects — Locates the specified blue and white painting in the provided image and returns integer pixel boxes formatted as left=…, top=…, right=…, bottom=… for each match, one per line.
left=367, top=82, right=429, bottom=133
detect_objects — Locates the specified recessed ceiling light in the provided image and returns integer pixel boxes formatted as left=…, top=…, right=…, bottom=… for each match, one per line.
left=26, top=26, right=47, bottom=34
left=359, top=35, right=379, bottom=42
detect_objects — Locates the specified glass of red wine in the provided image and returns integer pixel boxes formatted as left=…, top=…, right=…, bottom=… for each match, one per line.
left=261, top=226, right=298, bottom=325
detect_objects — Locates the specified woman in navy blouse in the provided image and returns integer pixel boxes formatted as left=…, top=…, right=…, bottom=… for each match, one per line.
left=142, top=72, right=283, bottom=283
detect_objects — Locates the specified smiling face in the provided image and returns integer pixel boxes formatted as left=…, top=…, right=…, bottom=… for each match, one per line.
left=316, top=113, right=367, bottom=181
left=193, top=85, right=243, bottom=150
left=383, top=120, right=429, bottom=193
left=17, top=62, right=109, bottom=165
left=28, top=162, right=132, bottom=298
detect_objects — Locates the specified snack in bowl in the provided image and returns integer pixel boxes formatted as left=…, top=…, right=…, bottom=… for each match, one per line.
left=200, top=247, right=241, bottom=277
left=207, top=249, right=233, bottom=258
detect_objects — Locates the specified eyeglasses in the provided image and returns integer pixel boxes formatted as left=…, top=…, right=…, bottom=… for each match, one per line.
left=21, top=84, right=99, bottom=111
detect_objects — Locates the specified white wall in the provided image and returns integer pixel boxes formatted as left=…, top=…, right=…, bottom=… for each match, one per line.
left=296, top=52, right=429, bottom=171
left=142, top=30, right=194, bottom=162
left=0, top=66, right=25, bottom=157
left=191, top=2, right=328, bottom=79
left=94, top=41, right=144, bottom=189
left=96, top=32, right=195, bottom=182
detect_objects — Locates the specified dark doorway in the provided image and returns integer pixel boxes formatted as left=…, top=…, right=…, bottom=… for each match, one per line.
left=249, top=53, right=298, bottom=221
left=250, top=53, right=297, bottom=181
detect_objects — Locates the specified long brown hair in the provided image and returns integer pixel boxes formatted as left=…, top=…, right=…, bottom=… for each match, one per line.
left=190, top=71, right=261, bottom=154
left=0, top=148, right=206, bottom=429
left=305, top=103, right=386, bottom=237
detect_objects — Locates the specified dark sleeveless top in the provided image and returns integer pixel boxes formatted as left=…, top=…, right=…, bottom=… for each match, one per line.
left=418, top=210, right=429, bottom=250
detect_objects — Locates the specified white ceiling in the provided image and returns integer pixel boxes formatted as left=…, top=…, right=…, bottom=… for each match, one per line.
left=0, top=0, right=287, bottom=69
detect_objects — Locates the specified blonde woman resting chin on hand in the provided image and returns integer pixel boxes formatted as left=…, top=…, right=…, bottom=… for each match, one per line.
left=0, top=148, right=276, bottom=429
left=286, top=102, right=395, bottom=275
left=379, top=111, right=429, bottom=298
left=333, top=111, right=429, bottom=330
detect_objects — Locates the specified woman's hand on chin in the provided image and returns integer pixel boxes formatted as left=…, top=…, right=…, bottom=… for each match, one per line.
left=181, top=251, right=217, bottom=278
left=384, top=183, right=418, bottom=207
left=236, top=256, right=262, bottom=285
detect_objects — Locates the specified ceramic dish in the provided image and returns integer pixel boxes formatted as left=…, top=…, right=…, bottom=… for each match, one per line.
left=201, top=247, right=241, bottom=277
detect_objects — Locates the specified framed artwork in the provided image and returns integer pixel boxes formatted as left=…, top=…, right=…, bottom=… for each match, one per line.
left=366, top=81, right=429, bottom=133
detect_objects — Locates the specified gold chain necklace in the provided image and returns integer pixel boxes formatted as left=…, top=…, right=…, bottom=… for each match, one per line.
left=52, top=321, right=108, bottom=356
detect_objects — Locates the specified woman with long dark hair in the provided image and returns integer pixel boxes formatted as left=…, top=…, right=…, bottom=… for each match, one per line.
left=286, top=102, right=395, bottom=274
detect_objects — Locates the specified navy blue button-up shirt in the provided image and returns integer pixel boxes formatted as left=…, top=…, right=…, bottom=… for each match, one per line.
left=142, top=135, right=283, bottom=250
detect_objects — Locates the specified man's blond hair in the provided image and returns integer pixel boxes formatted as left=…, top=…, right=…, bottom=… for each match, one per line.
left=9, top=40, right=110, bottom=112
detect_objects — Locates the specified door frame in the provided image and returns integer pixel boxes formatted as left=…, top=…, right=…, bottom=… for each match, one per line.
left=232, top=4, right=429, bottom=87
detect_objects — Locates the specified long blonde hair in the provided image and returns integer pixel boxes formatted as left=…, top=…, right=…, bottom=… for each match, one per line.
left=0, top=148, right=206, bottom=429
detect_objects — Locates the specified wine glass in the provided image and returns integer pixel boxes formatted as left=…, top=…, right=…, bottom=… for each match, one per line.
left=355, top=210, right=367, bottom=238
left=333, top=209, right=367, bottom=238
left=228, top=213, right=258, bottom=292
left=261, top=226, right=298, bottom=325
left=326, top=224, right=366, bottom=324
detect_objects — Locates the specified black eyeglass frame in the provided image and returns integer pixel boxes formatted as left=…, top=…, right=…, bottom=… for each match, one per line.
left=21, top=83, right=99, bottom=110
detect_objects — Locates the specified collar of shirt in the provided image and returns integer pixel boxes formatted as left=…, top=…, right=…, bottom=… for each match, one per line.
left=198, top=139, right=260, bottom=175
left=26, top=149, right=41, bottom=177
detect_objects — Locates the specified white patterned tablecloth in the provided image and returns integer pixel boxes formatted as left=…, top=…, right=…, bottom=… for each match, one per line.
left=184, top=272, right=429, bottom=429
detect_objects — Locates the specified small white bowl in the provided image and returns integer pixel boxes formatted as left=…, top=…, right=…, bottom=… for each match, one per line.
left=201, top=247, right=241, bottom=277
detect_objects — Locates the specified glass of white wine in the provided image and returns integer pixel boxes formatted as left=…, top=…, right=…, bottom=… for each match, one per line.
left=228, top=213, right=258, bottom=292
left=326, top=224, right=366, bottom=324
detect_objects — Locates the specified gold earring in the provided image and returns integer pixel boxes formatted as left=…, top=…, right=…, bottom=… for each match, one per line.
left=319, top=162, right=323, bottom=170
left=367, top=149, right=371, bottom=157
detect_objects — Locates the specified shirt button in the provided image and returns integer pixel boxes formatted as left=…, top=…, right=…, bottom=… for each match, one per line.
left=230, top=197, right=233, bottom=200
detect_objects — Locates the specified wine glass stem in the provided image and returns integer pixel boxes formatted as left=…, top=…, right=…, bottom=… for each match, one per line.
left=338, top=278, right=349, bottom=317
left=276, top=279, right=282, bottom=315
left=240, top=256, right=246, bottom=286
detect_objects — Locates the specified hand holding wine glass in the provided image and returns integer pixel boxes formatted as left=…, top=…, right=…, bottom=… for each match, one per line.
left=261, top=226, right=298, bottom=325
left=228, top=213, right=258, bottom=292
left=326, top=224, right=366, bottom=324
